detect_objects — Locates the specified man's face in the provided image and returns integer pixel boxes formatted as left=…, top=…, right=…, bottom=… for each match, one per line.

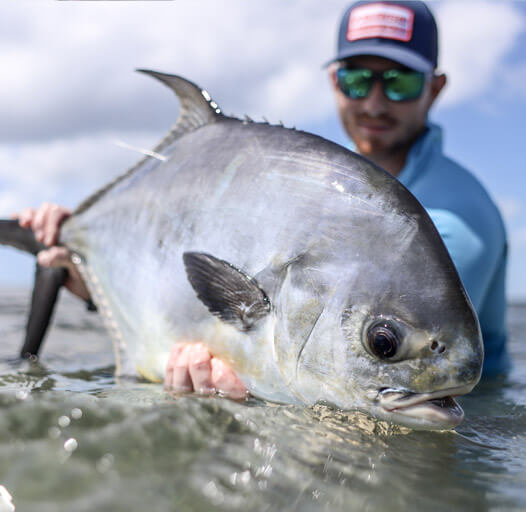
left=330, top=55, right=445, bottom=161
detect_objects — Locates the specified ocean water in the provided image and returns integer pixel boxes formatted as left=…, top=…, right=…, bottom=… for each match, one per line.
left=0, top=289, right=524, bottom=512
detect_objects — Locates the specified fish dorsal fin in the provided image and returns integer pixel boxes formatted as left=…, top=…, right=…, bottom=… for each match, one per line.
left=75, top=71, right=224, bottom=216
left=183, top=252, right=271, bottom=332
left=137, top=69, right=223, bottom=139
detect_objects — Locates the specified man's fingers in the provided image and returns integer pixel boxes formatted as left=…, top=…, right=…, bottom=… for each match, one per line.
left=164, top=342, right=247, bottom=399
left=31, top=203, right=51, bottom=242
left=15, top=203, right=72, bottom=246
left=211, top=358, right=247, bottom=399
left=36, top=246, right=72, bottom=269
left=17, top=208, right=36, bottom=229
left=164, top=344, right=185, bottom=388
left=169, top=344, right=193, bottom=392
left=44, top=205, right=71, bottom=246
left=187, top=343, right=214, bottom=394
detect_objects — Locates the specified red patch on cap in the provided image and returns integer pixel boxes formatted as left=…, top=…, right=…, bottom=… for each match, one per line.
left=347, top=3, right=414, bottom=43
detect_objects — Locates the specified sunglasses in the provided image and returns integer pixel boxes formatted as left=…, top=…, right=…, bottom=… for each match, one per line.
left=336, top=67, right=428, bottom=102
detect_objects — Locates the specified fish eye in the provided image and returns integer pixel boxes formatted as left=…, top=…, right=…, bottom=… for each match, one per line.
left=366, top=321, right=400, bottom=359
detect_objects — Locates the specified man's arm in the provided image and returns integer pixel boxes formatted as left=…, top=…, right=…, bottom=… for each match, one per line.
left=13, top=203, right=247, bottom=397
left=428, top=209, right=489, bottom=311
left=428, top=208, right=509, bottom=376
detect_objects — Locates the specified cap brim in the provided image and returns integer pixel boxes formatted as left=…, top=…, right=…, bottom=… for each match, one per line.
left=325, top=43, right=433, bottom=73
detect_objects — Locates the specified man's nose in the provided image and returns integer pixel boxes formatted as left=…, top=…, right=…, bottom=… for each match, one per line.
left=361, top=80, right=388, bottom=117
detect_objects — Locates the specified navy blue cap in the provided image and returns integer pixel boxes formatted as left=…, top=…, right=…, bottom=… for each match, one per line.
left=328, top=1, right=438, bottom=72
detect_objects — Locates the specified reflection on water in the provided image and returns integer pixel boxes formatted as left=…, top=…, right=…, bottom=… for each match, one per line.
left=0, top=290, right=524, bottom=511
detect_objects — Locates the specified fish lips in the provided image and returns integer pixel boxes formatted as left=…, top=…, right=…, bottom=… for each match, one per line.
left=377, top=384, right=475, bottom=430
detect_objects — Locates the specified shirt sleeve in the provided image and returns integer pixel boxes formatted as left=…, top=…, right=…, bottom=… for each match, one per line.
left=427, top=209, right=487, bottom=311
left=427, top=208, right=510, bottom=376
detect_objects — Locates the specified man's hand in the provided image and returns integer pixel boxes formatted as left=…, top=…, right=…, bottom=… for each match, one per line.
left=14, top=206, right=244, bottom=399
left=12, top=203, right=91, bottom=301
left=165, top=343, right=247, bottom=399
left=17, top=202, right=71, bottom=247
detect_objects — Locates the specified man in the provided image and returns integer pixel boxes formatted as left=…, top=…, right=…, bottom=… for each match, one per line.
left=324, top=0, right=509, bottom=379
left=16, top=0, right=509, bottom=397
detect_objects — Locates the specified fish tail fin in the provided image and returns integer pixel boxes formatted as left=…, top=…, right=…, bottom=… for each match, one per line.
left=0, top=219, right=66, bottom=358
left=0, top=219, right=43, bottom=255
left=21, top=264, right=67, bottom=358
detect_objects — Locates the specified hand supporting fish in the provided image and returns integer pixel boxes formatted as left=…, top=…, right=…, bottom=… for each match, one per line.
left=164, top=342, right=247, bottom=398
left=12, top=204, right=89, bottom=301
left=12, top=203, right=246, bottom=399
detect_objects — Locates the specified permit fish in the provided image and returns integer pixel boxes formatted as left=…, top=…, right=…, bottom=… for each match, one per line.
left=0, top=70, right=483, bottom=430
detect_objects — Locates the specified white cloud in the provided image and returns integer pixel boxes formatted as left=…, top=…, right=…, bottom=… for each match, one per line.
left=0, top=0, right=350, bottom=292
left=0, top=131, right=160, bottom=215
left=0, top=0, right=354, bottom=270
left=0, top=0, right=348, bottom=216
left=0, top=1, right=346, bottom=142
left=3, top=1, right=523, bottom=138
left=434, top=0, right=526, bottom=107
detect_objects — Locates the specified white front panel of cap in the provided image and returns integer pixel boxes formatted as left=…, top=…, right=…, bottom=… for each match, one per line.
left=347, top=3, right=415, bottom=42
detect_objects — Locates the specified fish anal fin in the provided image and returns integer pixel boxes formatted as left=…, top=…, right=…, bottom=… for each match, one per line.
left=183, top=252, right=271, bottom=332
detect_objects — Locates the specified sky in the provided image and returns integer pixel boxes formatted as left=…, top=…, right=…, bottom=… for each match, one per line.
left=0, top=0, right=525, bottom=300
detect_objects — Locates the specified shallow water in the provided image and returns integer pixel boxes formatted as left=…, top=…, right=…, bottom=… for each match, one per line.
left=0, top=289, right=524, bottom=511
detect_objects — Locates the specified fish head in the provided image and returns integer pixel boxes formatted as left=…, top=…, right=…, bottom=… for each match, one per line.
left=337, top=292, right=483, bottom=430
left=292, top=214, right=483, bottom=430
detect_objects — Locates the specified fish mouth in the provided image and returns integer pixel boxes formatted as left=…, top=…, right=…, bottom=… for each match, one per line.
left=377, top=384, right=474, bottom=429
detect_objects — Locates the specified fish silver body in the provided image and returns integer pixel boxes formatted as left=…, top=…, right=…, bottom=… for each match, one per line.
left=60, top=71, right=483, bottom=430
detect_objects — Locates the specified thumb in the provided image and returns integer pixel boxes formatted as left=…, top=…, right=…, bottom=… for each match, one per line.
left=36, top=246, right=72, bottom=269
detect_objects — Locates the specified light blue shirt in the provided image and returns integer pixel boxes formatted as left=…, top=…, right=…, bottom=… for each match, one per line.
left=353, top=124, right=510, bottom=377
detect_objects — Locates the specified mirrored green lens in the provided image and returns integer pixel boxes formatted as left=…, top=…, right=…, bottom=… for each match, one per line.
left=336, top=67, right=426, bottom=102
left=336, top=68, right=373, bottom=99
left=382, top=69, right=425, bottom=101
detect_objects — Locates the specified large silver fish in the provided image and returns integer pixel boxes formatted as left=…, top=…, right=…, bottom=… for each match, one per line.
left=1, top=71, right=483, bottom=430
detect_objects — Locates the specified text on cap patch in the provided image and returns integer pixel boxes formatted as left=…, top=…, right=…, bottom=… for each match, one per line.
left=347, top=3, right=415, bottom=43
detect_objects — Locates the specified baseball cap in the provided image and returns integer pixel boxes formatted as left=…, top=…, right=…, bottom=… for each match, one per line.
left=327, top=1, right=438, bottom=72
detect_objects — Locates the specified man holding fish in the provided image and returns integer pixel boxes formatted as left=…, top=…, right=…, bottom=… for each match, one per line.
left=15, top=0, right=509, bottom=397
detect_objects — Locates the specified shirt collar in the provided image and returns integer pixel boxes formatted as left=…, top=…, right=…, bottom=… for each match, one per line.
left=397, top=123, right=443, bottom=187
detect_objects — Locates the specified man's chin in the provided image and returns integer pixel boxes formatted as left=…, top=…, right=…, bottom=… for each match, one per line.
left=356, top=143, right=396, bottom=162
left=352, top=130, right=392, bottom=152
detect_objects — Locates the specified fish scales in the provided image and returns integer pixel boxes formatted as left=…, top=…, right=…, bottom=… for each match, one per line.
left=63, top=123, right=408, bottom=368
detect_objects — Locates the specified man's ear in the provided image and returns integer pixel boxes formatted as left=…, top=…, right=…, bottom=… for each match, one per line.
left=428, top=73, right=447, bottom=107
left=328, top=63, right=339, bottom=92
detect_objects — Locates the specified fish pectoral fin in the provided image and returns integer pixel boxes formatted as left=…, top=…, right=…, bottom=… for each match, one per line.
left=183, top=252, right=271, bottom=332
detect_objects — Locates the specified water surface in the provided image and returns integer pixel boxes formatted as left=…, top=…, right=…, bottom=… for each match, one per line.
left=0, top=289, right=524, bottom=511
